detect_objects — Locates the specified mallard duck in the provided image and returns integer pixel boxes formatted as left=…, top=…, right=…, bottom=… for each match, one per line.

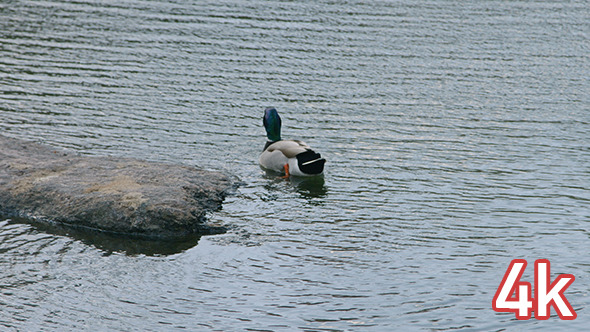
left=259, top=107, right=326, bottom=177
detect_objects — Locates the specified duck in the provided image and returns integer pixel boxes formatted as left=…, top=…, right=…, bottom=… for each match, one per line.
left=259, top=107, right=326, bottom=177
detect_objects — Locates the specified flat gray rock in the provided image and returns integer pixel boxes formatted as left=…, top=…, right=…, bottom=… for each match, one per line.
left=0, top=135, right=235, bottom=239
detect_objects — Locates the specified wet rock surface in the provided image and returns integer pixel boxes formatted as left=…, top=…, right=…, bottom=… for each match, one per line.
left=0, top=135, right=235, bottom=239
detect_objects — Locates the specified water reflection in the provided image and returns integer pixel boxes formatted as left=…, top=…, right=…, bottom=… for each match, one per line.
left=5, top=217, right=205, bottom=256
left=261, top=169, right=328, bottom=200
left=289, top=176, right=328, bottom=200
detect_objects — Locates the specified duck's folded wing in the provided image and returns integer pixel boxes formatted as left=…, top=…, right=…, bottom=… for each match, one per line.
left=266, top=140, right=310, bottom=158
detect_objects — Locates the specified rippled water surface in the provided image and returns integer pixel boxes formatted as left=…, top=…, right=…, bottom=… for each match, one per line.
left=1, top=0, right=589, bottom=330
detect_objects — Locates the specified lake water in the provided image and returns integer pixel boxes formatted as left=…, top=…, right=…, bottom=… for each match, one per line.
left=1, top=0, right=589, bottom=330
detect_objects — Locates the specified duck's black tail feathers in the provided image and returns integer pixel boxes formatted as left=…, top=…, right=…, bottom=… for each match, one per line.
left=296, top=150, right=326, bottom=175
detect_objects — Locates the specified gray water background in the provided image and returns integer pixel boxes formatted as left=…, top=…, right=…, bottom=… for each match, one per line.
left=1, top=0, right=589, bottom=330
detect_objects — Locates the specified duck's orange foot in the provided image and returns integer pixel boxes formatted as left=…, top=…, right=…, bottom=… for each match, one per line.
left=281, top=163, right=290, bottom=179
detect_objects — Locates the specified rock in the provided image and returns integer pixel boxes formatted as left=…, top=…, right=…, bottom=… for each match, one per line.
left=0, top=135, right=235, bottom=239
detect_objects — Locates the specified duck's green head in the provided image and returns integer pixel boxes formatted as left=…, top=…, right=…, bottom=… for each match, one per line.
left=263, top=107, right=282, bottom=142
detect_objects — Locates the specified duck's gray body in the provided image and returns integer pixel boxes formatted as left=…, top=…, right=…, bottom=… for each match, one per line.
left=259, top=139, right=325, bottom=176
